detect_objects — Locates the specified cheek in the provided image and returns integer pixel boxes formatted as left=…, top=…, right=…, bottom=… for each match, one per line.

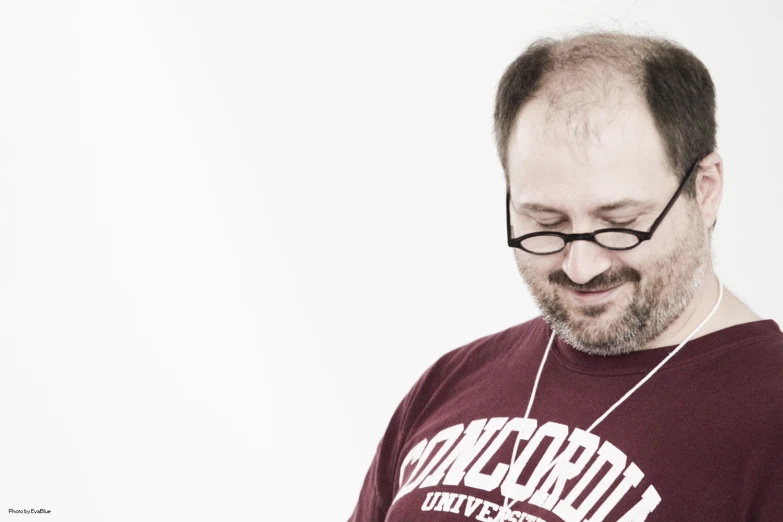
left=514, top=250, right=561, bottom=279
left=644, top=204, right=699, bottom=251
left=613, top=252, right=646, bottom=274
left=616, top=244, right=676, bottom=283
left=619, top=218, right=682, bottom=266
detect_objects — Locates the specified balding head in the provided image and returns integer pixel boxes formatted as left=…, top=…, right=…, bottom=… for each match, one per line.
left=494, top=31, right=716, bottom=197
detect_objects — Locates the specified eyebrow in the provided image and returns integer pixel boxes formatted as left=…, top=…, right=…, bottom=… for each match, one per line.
left=518, top=199, right=656, bottom=215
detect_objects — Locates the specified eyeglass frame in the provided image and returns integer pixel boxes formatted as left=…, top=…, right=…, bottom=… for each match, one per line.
left=506, top=159, right=702, bottom=255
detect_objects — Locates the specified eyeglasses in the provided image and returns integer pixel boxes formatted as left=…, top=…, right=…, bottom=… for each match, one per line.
left=506, top=159, right=701, bottom=255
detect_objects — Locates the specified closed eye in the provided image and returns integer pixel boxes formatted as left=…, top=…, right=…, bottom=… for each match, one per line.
left=605, top=218, right=639, bottom=228
left=531, top=218, right=640, bottom=230
left=535, top=220, right=568, bottom=230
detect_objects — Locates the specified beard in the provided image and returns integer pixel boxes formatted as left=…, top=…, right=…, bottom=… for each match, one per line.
left=515, top=210, right=710, bottom=356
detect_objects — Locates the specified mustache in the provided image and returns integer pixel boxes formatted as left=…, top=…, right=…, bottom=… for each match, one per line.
left=549, top=266, right=641, bottom=292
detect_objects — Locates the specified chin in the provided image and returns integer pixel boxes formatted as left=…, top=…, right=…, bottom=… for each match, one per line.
left=562, top=286, right=626, bottom=320
left=556, top=297, right=644, bottom=355
left=558, top=320, right=643, bottom=355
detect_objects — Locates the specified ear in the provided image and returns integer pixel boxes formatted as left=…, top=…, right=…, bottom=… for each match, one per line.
left=695, top=151, right=723, bottom=231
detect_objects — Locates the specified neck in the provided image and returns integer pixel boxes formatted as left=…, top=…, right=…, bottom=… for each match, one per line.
left=639, top=268, right=761, bottom=351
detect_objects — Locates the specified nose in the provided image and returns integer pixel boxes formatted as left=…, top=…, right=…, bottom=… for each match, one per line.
left=561, top=239, right=612, bottom=285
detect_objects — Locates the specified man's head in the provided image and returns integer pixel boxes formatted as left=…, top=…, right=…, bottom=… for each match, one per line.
left=496, top=32, right=723, bottom=355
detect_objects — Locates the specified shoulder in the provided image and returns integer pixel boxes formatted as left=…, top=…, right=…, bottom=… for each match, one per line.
left=706, top=319, right=783, bottom=392
left=723, top=324, right=783, bottom=512
left=713, top=320, right=783, bottom=435
left=429, top=316, right=550, bottom=378
left=727, top=320, right=783, bottom=379
left=394, top=317, right=549, bottom=421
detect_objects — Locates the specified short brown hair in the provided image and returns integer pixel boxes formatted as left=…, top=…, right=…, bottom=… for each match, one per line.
left=494, top=32, right=716, bottom=197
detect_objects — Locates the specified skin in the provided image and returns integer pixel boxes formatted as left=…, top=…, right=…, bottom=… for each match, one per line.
left=507, top=81, right=760, bottom=355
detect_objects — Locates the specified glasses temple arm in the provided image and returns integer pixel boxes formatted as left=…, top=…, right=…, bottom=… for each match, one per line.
left=646, top=160, right=701, bottom=235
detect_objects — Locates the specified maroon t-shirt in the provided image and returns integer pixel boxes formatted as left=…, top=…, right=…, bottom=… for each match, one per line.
left=349, top=318, right=783, bottom=521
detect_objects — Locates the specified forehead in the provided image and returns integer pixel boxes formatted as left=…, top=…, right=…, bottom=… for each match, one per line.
left=507, top=87, right=673, bottom=208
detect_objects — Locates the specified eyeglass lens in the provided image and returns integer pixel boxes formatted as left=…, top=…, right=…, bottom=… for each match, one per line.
left=519, top=231, right=641, bottom=253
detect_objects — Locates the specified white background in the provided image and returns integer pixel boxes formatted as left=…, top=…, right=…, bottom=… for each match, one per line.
left=1, top=1, right=781, bottom=521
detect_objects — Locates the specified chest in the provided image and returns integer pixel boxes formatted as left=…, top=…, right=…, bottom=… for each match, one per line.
left=385, top=365, right=753, bottom=522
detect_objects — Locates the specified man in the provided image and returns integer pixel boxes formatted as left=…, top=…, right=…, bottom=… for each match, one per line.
left=349, top=32, right=783, bottom=521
